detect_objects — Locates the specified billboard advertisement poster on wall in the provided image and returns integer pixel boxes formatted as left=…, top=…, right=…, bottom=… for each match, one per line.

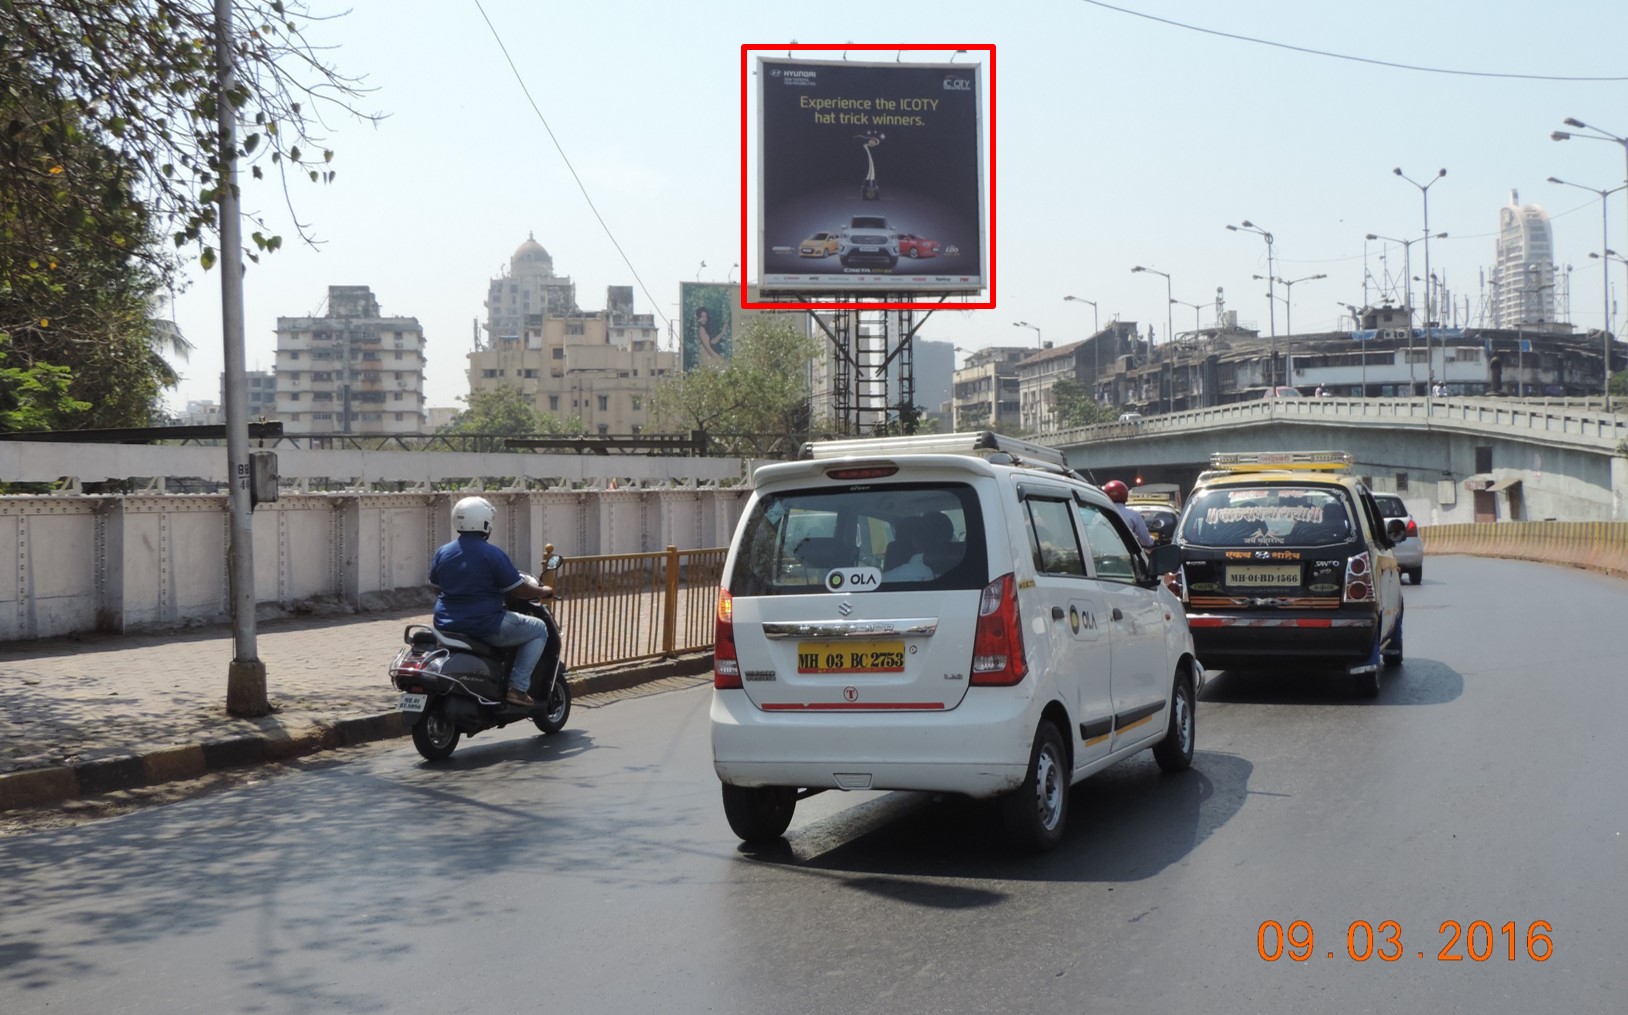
left=756, top=56, right=986, bottom=295
left=681, top=282, right=736, bottom=372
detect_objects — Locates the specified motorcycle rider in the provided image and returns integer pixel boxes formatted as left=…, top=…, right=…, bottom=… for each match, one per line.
left=1102, top=480, right=1154, bottom=551
left=430, top=496, right=554, bottom=707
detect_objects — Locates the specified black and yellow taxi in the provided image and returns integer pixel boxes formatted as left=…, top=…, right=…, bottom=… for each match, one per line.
left=1149, top=451, right=1406, bottom=696
left=1127, top=484, right=1182, bottom=547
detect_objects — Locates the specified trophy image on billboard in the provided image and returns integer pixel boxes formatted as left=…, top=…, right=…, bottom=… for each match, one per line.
left=857, top=131, right=885, bottom=200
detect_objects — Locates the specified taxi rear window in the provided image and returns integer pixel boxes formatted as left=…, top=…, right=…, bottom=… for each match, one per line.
left=1180, top=485, right=1355, bottom=548
left=729, top=482, right=987, bottom=596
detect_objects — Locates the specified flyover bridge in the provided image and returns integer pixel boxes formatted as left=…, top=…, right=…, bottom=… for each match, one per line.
left=1037, top=396, right=1628, bottom=524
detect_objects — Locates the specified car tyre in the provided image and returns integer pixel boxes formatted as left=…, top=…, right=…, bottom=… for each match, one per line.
left=908, top=248, right=920, bottom=258
left=999, top=721, right=1069, bottom=852
left=1382, top=607, right=1404, bottom=668
left=1152, top=671, right=1195, bottom=773
left=1406, top=566, right=1422, bottom=585
left=411, top=701, right=460, bottom=761
left=721, top=784, right=797, bottom=844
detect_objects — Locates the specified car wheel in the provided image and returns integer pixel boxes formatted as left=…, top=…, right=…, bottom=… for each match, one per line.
left=1382, top=606, right=1404, bottom=668
left=1407, top=566, right=1422, bottom=585
left=999, top=721, right=1069, bottom=852
left=411, top=701, right=460, bottom=761
left=1152, top=670, right=1195, bottom=773
left=721, top=784, right=797, bottom=844
left=908, top=248, right=920, bottom=258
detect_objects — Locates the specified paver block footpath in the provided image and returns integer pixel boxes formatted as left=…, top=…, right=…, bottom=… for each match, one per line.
left=0, top=606, right=713, bottom=813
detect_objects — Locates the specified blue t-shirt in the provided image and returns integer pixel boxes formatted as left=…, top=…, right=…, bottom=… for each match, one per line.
left=430, top=534, right=524, bottom=641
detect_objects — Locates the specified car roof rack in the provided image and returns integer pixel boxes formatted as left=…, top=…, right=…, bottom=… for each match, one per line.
left=799, top=431, right=1076, bottom=476
left=1208, top=450, right=1353, bottom=473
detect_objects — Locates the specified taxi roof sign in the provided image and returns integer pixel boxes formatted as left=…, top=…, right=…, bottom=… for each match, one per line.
left=1209, top=450, right=1353, bottom=473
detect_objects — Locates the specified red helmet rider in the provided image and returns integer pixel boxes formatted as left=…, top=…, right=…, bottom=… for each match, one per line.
left=1102, top=480, right=1130, bottom=503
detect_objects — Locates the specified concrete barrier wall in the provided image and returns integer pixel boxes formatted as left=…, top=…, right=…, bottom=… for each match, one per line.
left=0, top=488, right=749, bottom=642
left=1421, top=521, right=1628, bottom=580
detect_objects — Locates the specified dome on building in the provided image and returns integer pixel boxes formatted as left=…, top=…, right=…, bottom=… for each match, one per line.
left=512, top=232, right=553, bottom=271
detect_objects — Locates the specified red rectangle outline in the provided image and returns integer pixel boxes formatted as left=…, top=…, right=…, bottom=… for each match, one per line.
left=740, top=43, right=996, bottom=312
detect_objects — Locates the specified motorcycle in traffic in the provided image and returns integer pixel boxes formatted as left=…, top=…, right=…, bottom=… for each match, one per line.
left=389, top=551, right=571, bottom=761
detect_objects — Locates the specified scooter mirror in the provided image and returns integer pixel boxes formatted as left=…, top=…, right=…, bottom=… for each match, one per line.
left=543, top=553, right=563, bottom=571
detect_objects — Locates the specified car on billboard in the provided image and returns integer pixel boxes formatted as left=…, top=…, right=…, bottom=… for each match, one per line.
left=897, top=233, right=940, bottom=258
left=845, top=215, right=890, bottom=234
left=799, top=232, right=841, bottom=258
left=839, top=232, right=898, bottom=269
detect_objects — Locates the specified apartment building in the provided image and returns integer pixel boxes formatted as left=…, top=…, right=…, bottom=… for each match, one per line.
left=950, top=345, right=1028, bottom=430
left=272, top=286, right=427, bottom=434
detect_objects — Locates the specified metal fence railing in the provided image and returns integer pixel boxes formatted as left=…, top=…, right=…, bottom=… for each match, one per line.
left=544, top=546, right=727, bottom=670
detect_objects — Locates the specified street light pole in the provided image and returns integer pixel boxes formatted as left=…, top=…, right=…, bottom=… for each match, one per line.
left=1227, top=221, right=1277, bottom=383
left=1393, top=168, right=1447, bottom=400
left=1132, top=266, right=1174, bottom=412
left=1012, top=320, right=1042, bottom=349
left=1555, top=118, right=1628, bottom=410
left=1549, top=175, right=1626, bottom=410
left=1063, top=295, right=1100, bottom=400
left=1256, top=273, right=1326, bottom=339
left=1367, top=231, right=1446, bottom=393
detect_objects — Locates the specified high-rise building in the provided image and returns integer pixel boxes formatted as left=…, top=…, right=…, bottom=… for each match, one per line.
left=221, top=370, right=276, bottom=420
left=467, top=238, right=677, bottom=435
left=1492, top=190, right=1557, bottom=329
left=272, top=286, right=427, bottom=434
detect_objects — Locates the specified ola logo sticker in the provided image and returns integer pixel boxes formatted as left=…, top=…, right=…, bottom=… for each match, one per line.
left=825, top=567, right=882, bottom=592
left=1069, top=604, right=1080, bottom=635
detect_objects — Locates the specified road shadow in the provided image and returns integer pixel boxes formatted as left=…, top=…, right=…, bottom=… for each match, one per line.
left=1199, top=657, right=1463, bottom=706
left=745, top=750, right=1252, bottom=887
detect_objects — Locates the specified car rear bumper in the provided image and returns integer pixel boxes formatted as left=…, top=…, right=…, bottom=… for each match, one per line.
left=710, top=687, right=1035, bottom=798
left=1186, top=612, right=1377, bottom=669
left=1391, top=539, right=1423, bottom=568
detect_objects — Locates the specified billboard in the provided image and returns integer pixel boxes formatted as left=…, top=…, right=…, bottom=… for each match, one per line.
left=755, top=55, right=987, bottom=296
left=681, top=282, right=736, bottom=371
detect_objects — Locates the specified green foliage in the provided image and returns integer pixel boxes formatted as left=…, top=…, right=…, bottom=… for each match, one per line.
left=646, top=316, right=819, bottom=456
left=0, top=334, right=90, bottom=430
left=440, top=386, right=587, bottom=447
left=1, top=1, right=375, bottom=277
left=1050, top=377, right=1117, bottom=428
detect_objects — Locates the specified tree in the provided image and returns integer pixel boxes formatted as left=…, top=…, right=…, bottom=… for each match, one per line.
left=647, top=317, right=819, bottom=456
left=1050, top=377, right=1117, bottom=428
left=439, top=386, right=587, bottom=449
left=2, top=1, right=375, bottom=277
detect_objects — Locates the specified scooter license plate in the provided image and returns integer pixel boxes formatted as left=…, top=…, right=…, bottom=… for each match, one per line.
left=398, top=693, right=428, bottom=713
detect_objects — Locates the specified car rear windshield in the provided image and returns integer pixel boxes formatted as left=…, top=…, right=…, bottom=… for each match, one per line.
left=1373, top=494, right=1407, bottom=518
left=1180, top=485, right=1356, bottom=548
left=729, top=482, right=987, bottom=596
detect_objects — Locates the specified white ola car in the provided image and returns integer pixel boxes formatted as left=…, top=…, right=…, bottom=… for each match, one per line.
left=710, top=432, right=1203, bottom=852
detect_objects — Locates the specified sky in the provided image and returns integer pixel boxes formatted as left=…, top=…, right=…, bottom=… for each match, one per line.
left=162, top=0, right=1628, bottom=412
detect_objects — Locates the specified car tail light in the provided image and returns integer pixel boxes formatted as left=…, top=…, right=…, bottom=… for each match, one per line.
left=970, top=573, right=1028, bottom=686
left=1344, top=552, right=1373, bottom=603
left=714, top=588, right=741, bottom=689
left=1405, top=518, right=1418, bottom=538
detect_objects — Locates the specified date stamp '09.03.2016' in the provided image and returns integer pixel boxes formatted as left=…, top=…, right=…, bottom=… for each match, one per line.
left=1257, top=920, right=1554, bottom=963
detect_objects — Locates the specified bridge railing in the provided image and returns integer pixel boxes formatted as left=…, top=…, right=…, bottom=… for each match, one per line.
left=1045, top=396, right=1628, bottom=452
left=548, top=547, right=726, bottom=669
left=1422, top=521, right=1628, bottom=580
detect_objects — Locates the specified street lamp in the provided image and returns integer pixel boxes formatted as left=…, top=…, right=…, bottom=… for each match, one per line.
left=1170, top=297, right=1204, bottom=333
left=1012, top=320, right=1042, bottom=349
left=1227, top=221, right=1277, bottom=383
left=1514, top=267, right=1556, bottom=398
left=1063, top=295, right=1100, bottom=399
left=1253, top=273, right=1326, bottom=339
left=1132, top=266, right=1174, bottom=412
left=1554, top=118, right=1628, bottom=408
left=1393, top=168, right=1447, bottom=398
left=1367, top=231, right=1446, bottom=392
left=1549, top=175, right=1626, bottom=409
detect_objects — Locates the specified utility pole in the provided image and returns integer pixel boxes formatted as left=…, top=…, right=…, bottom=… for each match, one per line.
left=215, top=0, right=267, bottom=715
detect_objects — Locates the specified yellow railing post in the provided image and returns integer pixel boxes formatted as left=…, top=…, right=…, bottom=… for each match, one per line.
left=662, top=544, right=680, bottom=656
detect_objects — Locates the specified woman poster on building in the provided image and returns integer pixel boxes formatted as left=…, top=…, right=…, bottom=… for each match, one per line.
left=681, top=282, right=734, bottom=370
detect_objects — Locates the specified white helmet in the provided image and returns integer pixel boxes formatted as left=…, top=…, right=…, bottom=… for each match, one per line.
left=452, top=496, right=495, bottom=536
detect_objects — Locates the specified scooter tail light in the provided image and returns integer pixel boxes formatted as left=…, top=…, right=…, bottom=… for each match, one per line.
left=714, top=587, right=742, bottom=689
left=970, top=573, right=1028, bottom=686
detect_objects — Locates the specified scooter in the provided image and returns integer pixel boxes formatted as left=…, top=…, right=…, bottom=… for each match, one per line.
left=388, top=552, right=571, bottom=761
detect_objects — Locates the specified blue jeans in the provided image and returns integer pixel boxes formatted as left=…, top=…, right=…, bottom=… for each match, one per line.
left=487, top=611, right=552, bottom=692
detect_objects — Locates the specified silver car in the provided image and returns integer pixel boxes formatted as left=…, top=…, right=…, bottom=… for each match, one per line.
left=1373, top=494, right=1423, bottom=584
